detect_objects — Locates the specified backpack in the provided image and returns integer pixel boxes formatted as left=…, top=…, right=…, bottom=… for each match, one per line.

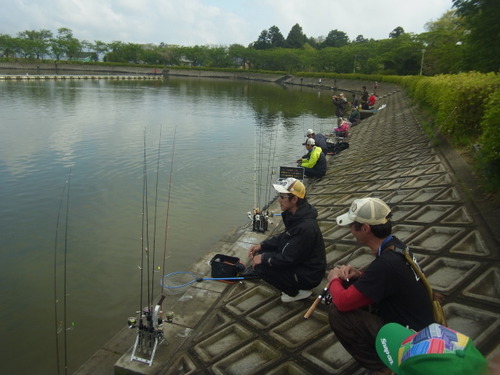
left=390, top=245, right=447, bottom=326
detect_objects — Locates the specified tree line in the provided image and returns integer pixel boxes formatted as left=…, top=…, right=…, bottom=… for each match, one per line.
left=0, top=0, right=497, bottom=75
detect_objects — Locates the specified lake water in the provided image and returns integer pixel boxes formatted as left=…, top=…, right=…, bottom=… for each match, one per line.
left=0, top=76, right=336, bottom=374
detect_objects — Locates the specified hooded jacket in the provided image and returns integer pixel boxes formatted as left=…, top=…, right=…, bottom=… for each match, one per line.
left=301, top=146, right=327, bottom=174
left=260, top=202, right=326, bottom=288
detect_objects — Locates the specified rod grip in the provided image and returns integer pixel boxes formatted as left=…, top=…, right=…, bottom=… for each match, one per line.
left=157, top=295, right=165, bottom=305
left=304, top=296, right=322, bottom=319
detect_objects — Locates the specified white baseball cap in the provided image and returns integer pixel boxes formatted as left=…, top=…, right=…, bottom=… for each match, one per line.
left=302, top=138, right=315, bottom=146
left=336, top=197, right=391, bottom=225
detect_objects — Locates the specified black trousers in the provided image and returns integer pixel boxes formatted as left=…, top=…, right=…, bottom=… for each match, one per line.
left=254, top=262, right=315, bottom=297
left=328, top=304, right=387, bottom=371
left=303, top=167, right=325, bottom=178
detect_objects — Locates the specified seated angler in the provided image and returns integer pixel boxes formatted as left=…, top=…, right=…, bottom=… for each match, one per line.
left=306, top=128, right=328, bottom=155
left=297, top=138, right=327, bottom=179
left=327, top=197, right=435, bottom=375
left=348, top=106, right=360, bottom=126
left=247, top=178, right=326, bottom=302
left=333, top=117, right=350, bottom=138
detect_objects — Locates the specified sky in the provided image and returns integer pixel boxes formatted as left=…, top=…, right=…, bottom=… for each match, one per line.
left=0, top=0, right=454, bottom=46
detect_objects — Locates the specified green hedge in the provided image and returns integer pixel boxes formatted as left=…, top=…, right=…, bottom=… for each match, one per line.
left=397, top=72, right=500, bottom=190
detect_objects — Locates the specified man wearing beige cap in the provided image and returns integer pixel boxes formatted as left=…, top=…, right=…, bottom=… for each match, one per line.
left=247, top=178, right=326, bottom=302
left=327, top=197, right=434, bottom=375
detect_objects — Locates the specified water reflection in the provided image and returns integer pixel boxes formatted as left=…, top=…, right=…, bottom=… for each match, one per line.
left=0, top=77, right=336, bottom=374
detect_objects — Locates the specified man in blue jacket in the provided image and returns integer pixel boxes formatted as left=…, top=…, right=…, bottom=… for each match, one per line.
left=247, top=178, right=326, bottom=302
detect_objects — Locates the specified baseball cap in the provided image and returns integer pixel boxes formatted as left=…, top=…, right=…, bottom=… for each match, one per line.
left=376, top=323, right=488, bottom=375
left=272, top=178, right=306, bottom=199
left=336, top=197, right=390, bottom=225
left=302, top=138, right=315, bottom=146
left=306, top=129, right=315, bottom=135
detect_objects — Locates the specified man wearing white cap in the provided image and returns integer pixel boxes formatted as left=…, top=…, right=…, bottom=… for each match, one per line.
left=306, top=128, right=328, bottom=153
left=298, top=138, right=327, bottom=178
left=247, top=178, right=326, bottom=302
left=327, top=197, right=434, bottom=374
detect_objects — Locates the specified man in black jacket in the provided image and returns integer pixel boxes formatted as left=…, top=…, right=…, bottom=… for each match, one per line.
left=247, top=178, right=326, bottom=302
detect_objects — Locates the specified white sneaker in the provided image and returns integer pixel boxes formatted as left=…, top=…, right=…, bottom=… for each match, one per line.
left=281, top=290, right=312, bottom=302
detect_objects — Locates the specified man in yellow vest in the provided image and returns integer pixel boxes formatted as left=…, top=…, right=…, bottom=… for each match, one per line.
left=297, top=138, right=327, bottom=178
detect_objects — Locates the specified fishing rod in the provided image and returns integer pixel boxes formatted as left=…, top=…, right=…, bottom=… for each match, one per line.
left=52, top=168, right=73, bottom=375
left=249, top=123, right=270, bottom=232
left=53, top=170, right=68, bottom=375
left=248, top=117, right=281, bottom=232
left=150, top=125, right=163, bottom=309
left=62, top=168, right=73, bottom=375
left=303, top=249, right=356, bottom=319
left=161, top=126, right=177, bottom=289
left=130, top=127, right=177, bottom=366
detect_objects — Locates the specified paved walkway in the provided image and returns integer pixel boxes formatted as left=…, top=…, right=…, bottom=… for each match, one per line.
left=78, top=87, right=499, bottom=375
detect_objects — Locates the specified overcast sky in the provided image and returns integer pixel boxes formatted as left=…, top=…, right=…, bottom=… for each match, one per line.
left=1, top=0, right=453, bottom=46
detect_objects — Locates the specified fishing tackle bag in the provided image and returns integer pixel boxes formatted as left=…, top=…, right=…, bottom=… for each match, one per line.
left=210, top=254, right=245, bottom=279
left=391, top=245, right=447, bottom=326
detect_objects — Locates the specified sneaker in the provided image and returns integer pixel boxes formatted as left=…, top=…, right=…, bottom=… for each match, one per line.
left=281, top=290, right=312, bottom=302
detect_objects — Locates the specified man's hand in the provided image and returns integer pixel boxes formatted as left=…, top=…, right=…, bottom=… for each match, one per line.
left=248, top=244, right=261, bottom=259
left=251, top=254, right=263, bottom=267
left=327, top=265, right=361, bottom=282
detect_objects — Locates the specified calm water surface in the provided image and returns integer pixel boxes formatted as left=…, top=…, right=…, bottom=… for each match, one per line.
left=0, top=76, right=336, bottom=374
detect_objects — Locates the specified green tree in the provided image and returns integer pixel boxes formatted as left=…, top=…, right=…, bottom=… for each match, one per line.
left=228, top=43, right=252, bottom=68
left=285, top=24, right=307, bottom=49
left=252, top=29, right=272, bottom=50
left=321, top=29, right=349, bottom=48
left=51, top=28, right=81, bottom=60
left=0, top=34, right=16, bottom=57
left=389, top=26, right=405, bottom=38
left=105, top=41, right=148, bottom=63
left=268, top=26, right=285, bottom=48
left=251, top=26, right=285, bottom=50
left=91, top=40, right=110, bottom=62
left=17, top=29, right=52, bottom=59
left=420, top=10, right=466, bottom=74
left=452, top=0, right=500, bottom=72
left=354, top=35, right=367, bottom=43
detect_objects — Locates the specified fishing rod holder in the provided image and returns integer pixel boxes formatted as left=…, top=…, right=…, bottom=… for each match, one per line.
left=249, top=208, right=269, bottom=233
left=130, top=297, right=166, bottom=366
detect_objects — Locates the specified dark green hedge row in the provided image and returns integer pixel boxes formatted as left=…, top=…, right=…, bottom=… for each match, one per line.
left=397, top=72, right=499, bottom=190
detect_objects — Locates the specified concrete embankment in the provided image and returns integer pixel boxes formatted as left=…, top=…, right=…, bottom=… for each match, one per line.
left=73, top=79, right=499, bottom=375
left=0, top=62, right=385, bottom=90
left=0, top=62, right=287, bottom=83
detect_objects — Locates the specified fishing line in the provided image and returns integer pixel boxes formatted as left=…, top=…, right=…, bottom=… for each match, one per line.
left=150, top=125, right=163, bottom=307
left=139, top=130, right=150, bottom=317
left=256, top=123, right=265, bottom=209
left=160, top=126, right=177, bottom=292
left=253, top=125, right=258, bottom=211
left=264, top=115, right=280, bottom=206
left=53, top=169, right=70, bottom=375
left=62, top=167, right=71, bottom=375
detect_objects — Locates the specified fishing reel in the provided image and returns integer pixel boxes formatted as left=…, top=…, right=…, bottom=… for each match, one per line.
left=321, top=292, right=332, bottom=305
left=248, top=208, right=269, bottom=233
left=130, top=296, right=166, bottom=366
